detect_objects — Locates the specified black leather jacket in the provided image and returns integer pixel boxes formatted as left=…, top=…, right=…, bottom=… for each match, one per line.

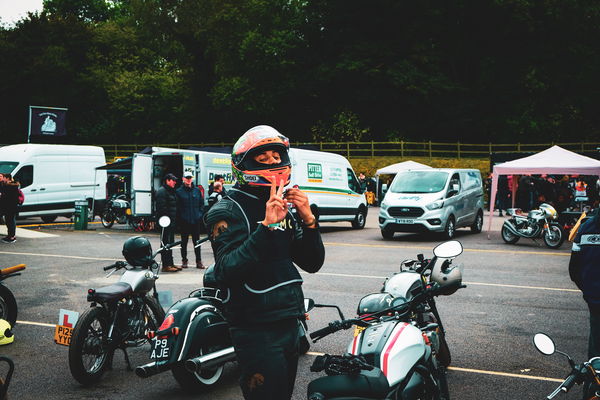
left=204, top=186, right=325, bottom=326
left=569, top=211, right=600, bottom=312
left=155, top=183, right=177, bottom=220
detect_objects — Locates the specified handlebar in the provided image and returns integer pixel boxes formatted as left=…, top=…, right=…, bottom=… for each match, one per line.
left=103, top=261, right=127, bottom=271
left=194, top=237, right=210, bottom=248
left=546, top=366, right=584, bottom=399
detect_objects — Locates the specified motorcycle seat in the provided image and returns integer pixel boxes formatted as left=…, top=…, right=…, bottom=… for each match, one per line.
left=307, top=368, right=390, bottom=400
left=88, top=282, right=133, bottom=301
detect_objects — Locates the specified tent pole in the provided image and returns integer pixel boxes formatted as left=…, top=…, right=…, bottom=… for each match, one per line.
left=487, top=171, right=499, bottom=239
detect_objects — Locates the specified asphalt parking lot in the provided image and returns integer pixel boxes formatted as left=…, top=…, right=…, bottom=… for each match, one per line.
left=0, top=209, right=590, bottom=399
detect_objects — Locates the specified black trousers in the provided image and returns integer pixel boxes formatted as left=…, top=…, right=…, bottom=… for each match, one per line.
left=589, top=307, right=600, bottom=359
left=230, top=319, right=300, bottom=400
left=179, top=220, right=201, bottom=261
left=160, top=225, right=175, bottom=266
left=2, top=212, right=16, bottom=237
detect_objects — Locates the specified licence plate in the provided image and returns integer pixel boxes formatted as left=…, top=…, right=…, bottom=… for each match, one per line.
left=150, top=337, right=171, bottom=360
left=396, top=218, right=414, bottom=224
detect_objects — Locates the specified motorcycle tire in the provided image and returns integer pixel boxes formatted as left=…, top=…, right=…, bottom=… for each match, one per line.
left=143, top=295, right=165, bottom=332
left=100, top=211, right=115, bottom=228
left=501, top=225, right=520, bottom=244
left=171, top=345, right=226, bottom=393
left=68, top=307, right=111, bottom=386
left=435, top=365, right=450, bottom=400
left=0, top=285, right=18, bottom=327
left=543, top=223, right=565, bottom=249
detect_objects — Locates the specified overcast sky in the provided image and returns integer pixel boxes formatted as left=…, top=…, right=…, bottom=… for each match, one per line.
left=0, top=0, right=43, bottom=25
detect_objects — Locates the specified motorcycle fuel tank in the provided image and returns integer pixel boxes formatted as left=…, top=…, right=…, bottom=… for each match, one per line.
left=383, top=272, right=423, bottom=300
left=348, top=321, right=426, bottom=387
left=120, top=269, right=156, bottom=294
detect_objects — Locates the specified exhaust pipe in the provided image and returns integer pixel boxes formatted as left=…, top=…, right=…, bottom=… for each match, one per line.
left=135, top=361, right=171, bottom=378
left=185, top=346, right=236, bottom=373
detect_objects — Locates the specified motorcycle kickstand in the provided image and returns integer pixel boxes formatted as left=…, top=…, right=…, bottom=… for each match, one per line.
left=118, top=347, right=134, bottom=371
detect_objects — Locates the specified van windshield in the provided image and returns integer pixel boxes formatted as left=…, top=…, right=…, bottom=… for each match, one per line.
left=390, top=171, right=448, bottom=193
left=0, top=162, right=18, bottom=174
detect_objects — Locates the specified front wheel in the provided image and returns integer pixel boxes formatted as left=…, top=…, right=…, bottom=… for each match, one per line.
left=171, top=345, right=226, bottom=393
left=543, top=223, right=565, bottom=249
left=501, top=224, right=520, bottom=244
left=0, top=284, right=18, bottom=327
left=470, top=211, right=483, bottom=233
left=351, top=208, right=367, bottom=229
left=381, top=228, right=394, bottom=240
left=68, top=307, right=111, bottom=386
left=442, top=217, right=455, bottom=240
left=100, top=210, right=115, bottom=228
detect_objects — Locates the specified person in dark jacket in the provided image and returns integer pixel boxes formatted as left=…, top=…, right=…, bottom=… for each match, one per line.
left=0, top=173, right=20, bottom=243
left=155, top=173, right=178, bottom=272
left=569, top=209, right=600, bottom=360
left=176, top=171, right=205, bottom=269
left=205, top=125, right=325, bottom=400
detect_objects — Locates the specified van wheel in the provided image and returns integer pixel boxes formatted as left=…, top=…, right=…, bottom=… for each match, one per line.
left=381, top=228, right=394, bottom=239
left=41, top=215, right=57, bottom=224
left=442, top=216, right=455, bottom=239
left=471, top=211, right=483, bottom=233
left=351, top=207, right=367, bottom=229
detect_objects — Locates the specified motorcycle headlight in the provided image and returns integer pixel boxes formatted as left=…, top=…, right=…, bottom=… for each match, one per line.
left=426, top=200, right=444, bottom=210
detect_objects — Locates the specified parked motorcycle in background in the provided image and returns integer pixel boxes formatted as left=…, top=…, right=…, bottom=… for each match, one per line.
left=0, top=264, right=26, bottom=327
left=501, top=203, right=565, bottom=248
left=307, top=240, right=466, bottom=400
left=100, top=194, right=152, bottom=231
left=68, top=217, right=177, bottom=385
left=533, top=333, right=600, bottom=399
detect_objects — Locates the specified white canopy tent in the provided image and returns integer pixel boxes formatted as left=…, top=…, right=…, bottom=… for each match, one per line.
left=487, top=145, right=600, bottom=233
left=375, top=160, right=431, bottom=176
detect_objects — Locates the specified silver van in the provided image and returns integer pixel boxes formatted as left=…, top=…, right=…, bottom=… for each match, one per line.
left=378, top=168, right=484, bottom=239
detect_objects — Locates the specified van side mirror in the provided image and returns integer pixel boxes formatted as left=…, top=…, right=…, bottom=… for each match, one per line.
left=382, top=183, right=388, bottom=193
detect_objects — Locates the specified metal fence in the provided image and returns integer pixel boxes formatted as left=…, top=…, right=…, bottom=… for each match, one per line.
left=97, top=141, right=600, bottom=162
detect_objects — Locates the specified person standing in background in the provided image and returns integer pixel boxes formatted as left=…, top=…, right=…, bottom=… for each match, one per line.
left=155, top=173, right=179, bottom=272
left=176, top=171, right=205, bottom=269
left=0, top=173, right=20, bottom=243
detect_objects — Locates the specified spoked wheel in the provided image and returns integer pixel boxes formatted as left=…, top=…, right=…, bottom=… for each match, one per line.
left=100, top=210, right=115, bottom=228
left=129, top=218, right=145, bottom=232
left=501, top=224, right=520, bottom=244
left=0, top=285, right=18, bottom=327
left=172, top=345, right=227, bottom=393
left=543, top=223, right=565, bottom=249
left=68, top=307, right=111, bottom=386
left=129, top=296, right=165, bottom=347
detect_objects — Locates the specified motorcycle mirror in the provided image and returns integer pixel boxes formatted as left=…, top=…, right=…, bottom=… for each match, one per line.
left=533, top=333, right=556, bottom=356
left=158, top=216, right=171, bottom=228
left=433, top=240, right=463, bottom=258
left=304, top=298, right=315, bottom=313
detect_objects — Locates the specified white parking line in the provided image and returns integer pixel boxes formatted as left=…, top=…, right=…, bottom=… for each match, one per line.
left=306, top=352, right=563, bottom=383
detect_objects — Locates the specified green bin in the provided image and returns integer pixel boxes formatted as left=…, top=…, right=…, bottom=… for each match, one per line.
left=74, top=200, right=89, bottom=230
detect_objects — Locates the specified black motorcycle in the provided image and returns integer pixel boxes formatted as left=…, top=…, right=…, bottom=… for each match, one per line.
left=68, top=218, right=179, bottom=386
left=100, top=194, right=150, bottom=231
left=0, top=264, right=26, bottom=327
left=533, top=332, right=600, bottom=399
left=501, top=203, right=565, bottom=248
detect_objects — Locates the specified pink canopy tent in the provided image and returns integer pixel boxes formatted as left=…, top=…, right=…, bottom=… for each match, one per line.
left=487, top=146, right=600, bottom=233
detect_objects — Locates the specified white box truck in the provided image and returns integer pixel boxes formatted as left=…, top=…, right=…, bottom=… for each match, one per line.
left=0, top=144, right=107, bottom=223
left=129, top=147, right=233, bottom=215
left=288, top=148, right=368, bottom=229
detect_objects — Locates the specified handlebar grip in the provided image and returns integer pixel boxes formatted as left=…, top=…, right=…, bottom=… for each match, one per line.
left=561, top=373, right=578, bottom=392
left=1, top=264, right=26, bottom=276
left=310, top=322, right=340, bottom=340
left=166, top=240, right=182, bottom=249
left=103, top=262, right=123, bottom=271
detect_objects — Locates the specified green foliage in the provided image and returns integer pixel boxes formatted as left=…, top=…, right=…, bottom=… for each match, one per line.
left=311, top=110, right=370, bottom=143
left=1, top=0, right=599, bottom=144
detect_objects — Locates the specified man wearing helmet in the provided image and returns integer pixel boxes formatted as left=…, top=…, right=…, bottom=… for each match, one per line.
left=205, top=125, right=325, bottom=400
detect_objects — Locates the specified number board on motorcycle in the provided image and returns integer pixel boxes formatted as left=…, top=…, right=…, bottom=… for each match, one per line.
left=395, top=219, right=414, bottom=224
left=150, top=338, right=171, bottom=360
left=54, top=309, right=79, bottom=346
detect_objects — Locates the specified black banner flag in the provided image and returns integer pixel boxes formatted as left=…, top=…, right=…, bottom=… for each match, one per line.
left=28, top=106, right=68, bottom=139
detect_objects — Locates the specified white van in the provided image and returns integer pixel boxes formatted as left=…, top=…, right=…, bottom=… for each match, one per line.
left=130, top=147, right=232, bottom=215
left=288, top=148, right=368, bottom=229
left=378, top=168, right=484, bottom=239
left=0, top=144, right=107, bottom=223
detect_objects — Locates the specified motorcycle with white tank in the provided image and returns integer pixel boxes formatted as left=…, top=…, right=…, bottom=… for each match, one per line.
left=533, top=332, right=600, bottom=399
left=307, top=240, right=465, bottom=400
left=68, top=216, right=176, bottom=385
left=501, top=203, right=565, bottom=248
